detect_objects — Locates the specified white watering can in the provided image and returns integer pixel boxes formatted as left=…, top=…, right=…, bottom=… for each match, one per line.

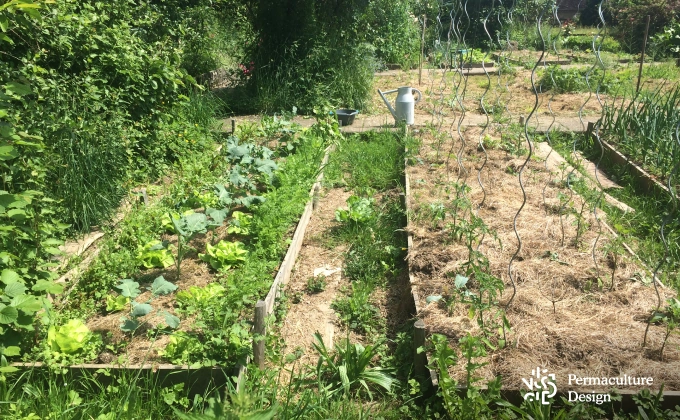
left=378, top=86, right=422, bottom=125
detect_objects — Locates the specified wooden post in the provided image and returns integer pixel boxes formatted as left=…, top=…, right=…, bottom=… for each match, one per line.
left=587, top=121, right=595, bottom=139
left=231, top=119, right=236, bottom=135
left=419, top=15, right=426, bottom=85
left=139, top=188, right=149, bottom=206
left=312, top=185, right=320, bottom=210
left=253, top=300, right=266, bottom=369
left=636, top=15, right=651, bottom=94
left=414, top=319, right=426, bottom=378
left=519, top=115, right=525, bottom=125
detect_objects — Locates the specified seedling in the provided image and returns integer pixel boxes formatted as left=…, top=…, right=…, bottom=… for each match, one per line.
left=306, top=275, right=327, bottom=294
left=648, top=298, right=680, bottom=361
left=114, top=276, right=180, bottom=336
left=169, top=212, right=208, bottom=278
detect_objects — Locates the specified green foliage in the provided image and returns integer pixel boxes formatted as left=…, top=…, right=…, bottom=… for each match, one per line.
left=199, top=240, right=248, bottom=271
left=651, top=19, right=680, bottom=58
left=602, top=84, right=680, bottom=179
left=137, top=240, right=175, bottom=269
left=306, top=275, right=327, bottom=294
left=363, top=0, right=421, bottom=69
left=334, top=196, right=375, bottom=224
left=332, top=282, right=380, bottom=334
left=114, top=276, right=179, bottom=335
left=227, top=211, right=253, bottom=235
left=46, top=319, right=93, bottom=355
left=563, top=35, right=621, bottom=53
left=608, top=0, right=679, bottom=53
left=312, top=332, right=395, bottom=399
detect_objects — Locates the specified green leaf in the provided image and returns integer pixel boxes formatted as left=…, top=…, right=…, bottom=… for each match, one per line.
left=2, top=346, right=20, bottom=356
left=454, top=274, right=469, bottom=289
left=163, top=311, right=180, bottom=329
left=426, top=295, right=443, bottom=304
left=6, top=208, right=27, bottom=221
left=5, top=81, right=31, bottom=97
left=32, top=280, right=63, bottom=294
left=10, top=295, right=41, bottom=314
left=150, top=276, right=177, bottom=296
left=1, top=269, right=21, bottom=285
left=4, top=282, right=26, bottom=298
left=105, top=295, right=128, bottom=312
left=0, top=305, right=19, bottom=324
left=115, top=279, right=141, bottom=299
left=47, top=320, right=92, bottom=354
left=131, top=303, right=152, bottom=317
left=0, top=144, right=18, bottom=161
left=120, top=318, right=140, bottom=333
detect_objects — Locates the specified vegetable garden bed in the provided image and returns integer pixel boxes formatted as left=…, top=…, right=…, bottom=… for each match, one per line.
left=6, top=117, right=337, bottom=375
left=405, top=125, right=680, bottom=395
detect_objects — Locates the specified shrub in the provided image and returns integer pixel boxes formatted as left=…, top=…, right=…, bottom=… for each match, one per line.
left=608, top=0, right=680, bottom=53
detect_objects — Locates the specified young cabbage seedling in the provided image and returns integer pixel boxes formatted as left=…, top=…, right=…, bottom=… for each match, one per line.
left=169, top=212, right=208, bottom=279
left=115, top=276, right=179, bottom=336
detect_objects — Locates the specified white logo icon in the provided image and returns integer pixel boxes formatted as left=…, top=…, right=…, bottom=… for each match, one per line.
left=522, top=367, right=557, bottom=405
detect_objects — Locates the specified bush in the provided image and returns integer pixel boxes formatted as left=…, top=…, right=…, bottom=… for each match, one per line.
left=608, top=0, right=680, bottom=53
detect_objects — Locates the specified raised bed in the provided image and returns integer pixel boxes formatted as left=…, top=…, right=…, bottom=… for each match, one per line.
left=403, top=124, right=680, bottom=407
left=10, top=125, right=334, bottom=392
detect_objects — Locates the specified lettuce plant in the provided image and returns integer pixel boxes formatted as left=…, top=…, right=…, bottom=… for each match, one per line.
left=199, top=241, right=248, bottom=271
left=227, top=211, right=253, bottom=235
left=46, top=319, right=93, bottom=355
left=136, top=240, right=174, bottom=269
left=335, top=196, right=375, bottom=224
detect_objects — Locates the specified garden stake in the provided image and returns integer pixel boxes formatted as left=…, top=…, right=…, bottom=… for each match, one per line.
left=419, top=15, right=426, bottom=85
left=253, top=300, right=266, bottom=369
left=636, top=15, right=651, bottom=94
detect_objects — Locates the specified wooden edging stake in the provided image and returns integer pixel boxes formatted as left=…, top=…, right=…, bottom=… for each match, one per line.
left=253, top=300, right=266, bottom=370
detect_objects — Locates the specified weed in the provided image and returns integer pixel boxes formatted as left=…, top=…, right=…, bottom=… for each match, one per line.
left=306, top=275, right=327, bottom=294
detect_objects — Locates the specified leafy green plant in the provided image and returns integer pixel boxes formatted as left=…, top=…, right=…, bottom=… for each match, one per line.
left=46, top=319, right=94, bottom=355
left=114, top=276, right=179, bottom=335
left=176, top=283, right=226, bottom=312
left=199, top=240, right=248, bottom=271
left=162, top=210, right=196, bottom=233
left=169, top=212, right=208, bottom=278
left=306, top=275, right=327, bottom=294
left=227, top=211, right=253, bottom=235
left=649, top=298, right=680, bottom=361
left=312, top=332, right=395, bottom=399
left=137, top=240, right=175, bottom=269
left=331, top=282, right=379, bottom=334
left=335, top=196, right=375, bottom=224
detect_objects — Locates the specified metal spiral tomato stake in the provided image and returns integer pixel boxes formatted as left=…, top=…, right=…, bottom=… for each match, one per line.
left=475, top=0, right=494, bottom=213
left=541, top=4, right=562, bottom=215
left=506, top=6, right=547, bottom=310
left=643, top=122, right=680, bottom=348
left=589, top=1, right=610, bottom=288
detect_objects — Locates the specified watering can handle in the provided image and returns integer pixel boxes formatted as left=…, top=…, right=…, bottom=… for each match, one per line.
left=412, top=88, right=423, bottom=104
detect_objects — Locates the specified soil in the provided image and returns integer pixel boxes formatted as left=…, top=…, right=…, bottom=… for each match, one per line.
left=406, top=126, right=680, bottom=391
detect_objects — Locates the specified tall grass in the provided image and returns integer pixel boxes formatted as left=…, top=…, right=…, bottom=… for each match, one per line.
left=601, top=84, right=680, bottom=179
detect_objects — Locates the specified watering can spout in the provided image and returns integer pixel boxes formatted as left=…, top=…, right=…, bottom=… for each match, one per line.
left=378, top=89, right=397, bottom=120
